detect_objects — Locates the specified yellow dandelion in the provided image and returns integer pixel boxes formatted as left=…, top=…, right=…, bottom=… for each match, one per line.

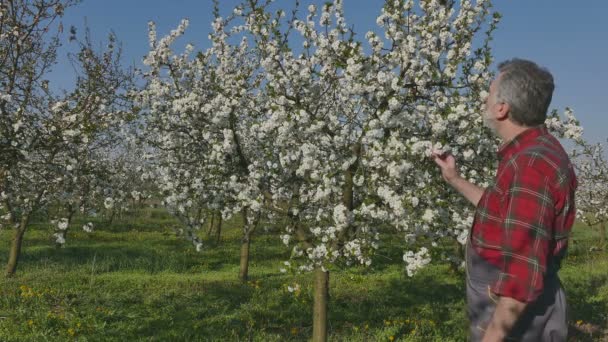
left=389, top=336, right=395, bottom=341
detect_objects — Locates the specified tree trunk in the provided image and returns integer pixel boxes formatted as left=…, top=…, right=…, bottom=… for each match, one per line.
left=331, top=142, right=359, bottom=251
left=214, top=213, right=223, bottom=244
left=207, top=211, right=215, bottom=236
left=239, top=231, right=251, bottom=282
left=449, top=240, right=465, bottom=274
left=600, top=222, right=606, bottom=248
left=239, top=209, right=252, bottom=282
left=313, top=267, right=329, bottom=342
left=6, top=215, right=29, bottom=277
left=108, top=209, right=116, bottom=225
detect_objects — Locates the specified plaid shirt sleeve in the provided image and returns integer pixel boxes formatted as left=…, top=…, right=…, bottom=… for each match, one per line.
left=491, top=155, right=555, bottom=303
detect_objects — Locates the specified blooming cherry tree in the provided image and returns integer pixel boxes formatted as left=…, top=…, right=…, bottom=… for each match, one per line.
left=0, top=1, right=134, bottom=275
left=235, top=1, right=501, bottom=339
left=48, top=31, right=136, bottom=247
left=571, top=139, right=608, bottom=248
left=1, top=0, right=79, bottom=275
left=138, top=8, right=269, bottom=280
left=232, top=1, right=584, bottom=340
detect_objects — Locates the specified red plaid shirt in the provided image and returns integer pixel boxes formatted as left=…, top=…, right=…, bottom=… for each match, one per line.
left=471, top=125, right=577, bottom=303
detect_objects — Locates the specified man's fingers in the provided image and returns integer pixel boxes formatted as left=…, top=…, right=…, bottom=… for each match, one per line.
left=432, top=155, right=448, bottom=168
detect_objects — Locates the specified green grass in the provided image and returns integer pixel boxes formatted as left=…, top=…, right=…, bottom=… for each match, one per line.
left=0, top=208, right=606, bottom=341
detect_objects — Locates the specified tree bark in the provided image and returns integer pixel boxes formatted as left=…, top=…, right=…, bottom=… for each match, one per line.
left=238, top=209, right=254, bottom=282
left=312, top=267, right=329, bottom=342
left=600, top=222, right=606, bottom=248
left=108, top=209, right=116, bottom=225
left=239, top=231, right=252, bottom=282
left=214, top=212, right=223, bottom=244
left=449, top=240, right=465, bottom=274
left=207, top=211, right=215, bottom=236
left=331, top=142, right=360, bottom=251
left=6, top=215, right=29, bottom=277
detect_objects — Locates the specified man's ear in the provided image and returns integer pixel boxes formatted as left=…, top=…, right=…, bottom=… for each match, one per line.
left=495, top=102, right=510, bottom=121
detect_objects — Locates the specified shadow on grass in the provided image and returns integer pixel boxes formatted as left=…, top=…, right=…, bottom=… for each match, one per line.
left=564, top=271, right=608, bottom=332
left=200, top=231, right=289, bottom=272
left=329, top=266, right=467, bottom=338
left=17, top=244, right=202, bottom=274
left=122, top=280, right=257, bottom=339
left=94, top=270, right=466, bottom=340
left=1, top=226, right=291, bottom=277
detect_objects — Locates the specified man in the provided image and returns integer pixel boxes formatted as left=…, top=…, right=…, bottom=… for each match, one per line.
left=433, top=59, right=577, bottom=341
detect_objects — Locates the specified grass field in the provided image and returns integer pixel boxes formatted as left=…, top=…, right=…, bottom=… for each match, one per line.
left=0, top=208, right=606, bottom=341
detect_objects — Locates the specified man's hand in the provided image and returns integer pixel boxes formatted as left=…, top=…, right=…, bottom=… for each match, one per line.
left=431, top=150, right=485, bottom=207
left=431, top=151, right=459, bottom=183
left=482, top=296, right=527, bottom=341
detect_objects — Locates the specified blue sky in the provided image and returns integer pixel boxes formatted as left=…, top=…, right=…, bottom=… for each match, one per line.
left=50, top=0, right=607, bottom=144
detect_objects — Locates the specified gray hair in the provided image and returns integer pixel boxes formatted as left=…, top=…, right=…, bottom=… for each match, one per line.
left=496, top=59, right=554, bottom=126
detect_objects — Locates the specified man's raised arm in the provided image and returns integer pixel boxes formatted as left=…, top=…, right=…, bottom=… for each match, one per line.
left=432, top=152, right=485, bottom=207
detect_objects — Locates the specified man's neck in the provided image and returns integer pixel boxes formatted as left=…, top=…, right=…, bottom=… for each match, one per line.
left=497, top=122, right=530, bottom=146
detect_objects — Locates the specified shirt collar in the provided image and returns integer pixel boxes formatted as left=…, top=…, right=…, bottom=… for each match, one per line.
left=497, top=125, right=549, bottom=161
